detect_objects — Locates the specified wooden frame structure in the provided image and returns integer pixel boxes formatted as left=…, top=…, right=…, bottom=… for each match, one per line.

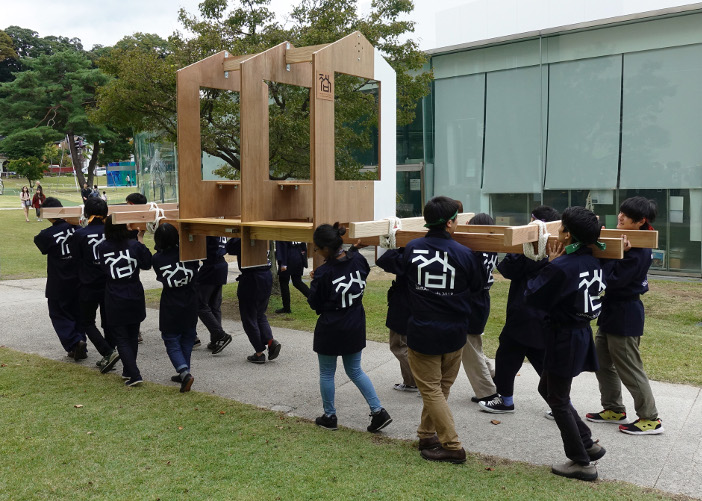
left=175, top=32, right=395, bottom=266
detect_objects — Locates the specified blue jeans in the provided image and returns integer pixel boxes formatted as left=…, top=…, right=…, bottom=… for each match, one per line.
left=317, top=351, right=382, bottom=416
left=161, top=328, right=197, bottom=374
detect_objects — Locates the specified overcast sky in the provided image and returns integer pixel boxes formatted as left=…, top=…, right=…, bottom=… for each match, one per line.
left=2, top=0, right=472, bottom=51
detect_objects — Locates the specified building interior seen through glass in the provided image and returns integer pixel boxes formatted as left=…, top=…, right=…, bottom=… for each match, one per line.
left=426, top=11, right=702, bottom=273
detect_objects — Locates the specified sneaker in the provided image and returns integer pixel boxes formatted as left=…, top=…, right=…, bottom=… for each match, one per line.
left=247, top=353, right=266, bottom=364
left=125, top=377, right=143, bottom=387
left=619, top=418, right=664, bottom=435
left=394, top=383, right=419, bottom=392
left=137, top=332, right=144, bottom=344
left=367, top=408, right=392, bottom=433
left=315, top=414, right=338, bottom=430
left=420, top=446, right=466, bottom=464
left=211, top=334, right=232, bottom=355
left=275, top=308, right=291, bottom=314
left=586, top=440, right=606, bottom=461
left=193, top=337, right=202, bottom=348
left=180, top=373, right=194, bottom=393
left=471, top=392, right=498, bottom=403
left=206, top=342, right=216, bottom=351
left=121, top=375, right=130, bottom=381
left=73, top=341, right=88, bottom=361
left=268, top=339, right=282, bottom=360
left=585, top=409, right=627, bottom=424
left=551, top=460, right=598, bottom=481
left=478, top=395, right=515, bottom=414
left=100, top=350, right=120, bottom=374
left=544, top=410, right=555, bottom=420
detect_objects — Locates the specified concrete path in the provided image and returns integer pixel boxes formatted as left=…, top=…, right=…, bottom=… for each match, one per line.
left=1, top=273, right=700, bottom=499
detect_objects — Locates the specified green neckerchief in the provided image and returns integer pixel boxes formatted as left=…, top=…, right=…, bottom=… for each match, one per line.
left=424, top=210, right=459, bottom=228
left=565, top=236, right=607, bottom=254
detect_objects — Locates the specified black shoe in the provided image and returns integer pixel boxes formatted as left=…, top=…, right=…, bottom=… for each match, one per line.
left=125, top=377, right=143, bottom=387
left=275, top=308, right=291, bottom=314
left=211, top=334, right=232, bottom=355
left=137, top=332, right=144, bottom=344
left=193, top=338, right=202, bottom=348
left=100, top=350, right=120, bottom=374
left=315, top=414, right=338, bottom=430
left=180, top=373, right=194, bottom=393
left=247, top=353, right=266, bottom=364
left=471, top=392, right=498, bottom=403
left=73, top=341, right=88, bottom=361
left=367, top=408, right=392, bottom=433
left=268, top=339, right=282, bottom=360
left=478, top=395, right=515, bottom=413
left=171, top=374, right=182, bottom=383
left=421, top=446, right=466, bottom=464
left=206, top=342, right=216, bottom=351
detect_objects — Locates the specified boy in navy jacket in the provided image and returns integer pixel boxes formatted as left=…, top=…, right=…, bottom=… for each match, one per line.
left=69, top=197, right=119, bottom=372
left=586, top=197, right=663, bottom=435
left=525, top=206, right=607, bottom=482
left=197, top=236, right=232, bottom=354
left=34, top=197, right=87, bottom=360
left=381, top=196, right=483, bottom=464
left=274, top=241, right=310, bottom=314
left=479, top=205, right=560, bottom=413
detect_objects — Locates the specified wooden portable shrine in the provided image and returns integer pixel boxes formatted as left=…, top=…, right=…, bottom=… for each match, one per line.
left=174, top=32, right=397, bottom=266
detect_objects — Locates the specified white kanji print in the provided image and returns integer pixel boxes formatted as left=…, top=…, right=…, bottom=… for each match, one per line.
left=159, top=263, right=195, bottom=288
left=578, top=269, right=606, bottom=314
left=87, top=233, right=105, bottom=260
left=332, top=270, right=366, bottom=308
left=54, top=228, right=75, bottom=256
left=103, top=250, right=138, bottom=279
left=483, top=253, right=498, bottom=285
left=412, top=249, right=456, bottom=290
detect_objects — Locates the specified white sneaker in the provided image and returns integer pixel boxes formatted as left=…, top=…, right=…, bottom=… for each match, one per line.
left=393, top=383, right=419, bottom=392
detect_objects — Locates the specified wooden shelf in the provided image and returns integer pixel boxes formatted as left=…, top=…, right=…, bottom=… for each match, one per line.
left=217, top=181, right=241, bottom=188
left=276, top=180, right=312, bottom=190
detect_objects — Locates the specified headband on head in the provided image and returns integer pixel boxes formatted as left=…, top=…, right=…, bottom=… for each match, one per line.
left=424, top=210, right=459, bottom=228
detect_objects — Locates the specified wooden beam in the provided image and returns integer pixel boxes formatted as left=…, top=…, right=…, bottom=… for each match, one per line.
left=503, top=221, right=562, bottom=246
left=222, top=54, right=254, bottom=72
left=348, top=213, right=475, bottom=238
left=179, top=218, right=242, bottom=239
left=111, top=209, right=180, bottom=224
left=286, top=44, right=329, bottom=64
left=600, top=229, right=658, bottom=249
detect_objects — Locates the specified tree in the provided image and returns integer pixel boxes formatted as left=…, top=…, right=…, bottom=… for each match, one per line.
left=8, top=156, right=44, bottom=187
left=93, top=0, right=431, bottom=180
left=0, top=45, right=132, bottom=186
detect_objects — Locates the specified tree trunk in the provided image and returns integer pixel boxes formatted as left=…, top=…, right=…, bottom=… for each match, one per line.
left=85, top=139, right=100, bottom=187
left=67, top=132, right=86, bottom=187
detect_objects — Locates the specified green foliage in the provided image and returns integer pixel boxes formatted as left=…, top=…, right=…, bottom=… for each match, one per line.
left=7, top=156, right=45, bottom=186
left=0, top=30, right=18, bottom=63
left=94, top=0, right=431, bottom=179
left=0, top=127, right=62, bottom=159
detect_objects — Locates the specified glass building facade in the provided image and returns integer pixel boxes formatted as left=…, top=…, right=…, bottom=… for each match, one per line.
left=415, top=9, right=702, bottom=273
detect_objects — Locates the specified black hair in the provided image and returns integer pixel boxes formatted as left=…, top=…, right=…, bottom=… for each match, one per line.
left=423, top=196, right=459, bottom=229
left=104, top=214, right=131, bottom=242
left=468, top=213, right=494, bottom=225
left=126, top=192, right=147, bottom=205
left=93, top=185, right=98, bottom=189
left=561, top=206, right=600, bottom=246
left=313, top=222, right=346, bottom=257
left=42, top=197, right=62, bottom=208
left=619, top=197, right=657, bottom=230
left=83, top=197, right=108, bottom=218
left=154, top=223, right=179, bottom=251
left=531, top=205, right=560, bottom=223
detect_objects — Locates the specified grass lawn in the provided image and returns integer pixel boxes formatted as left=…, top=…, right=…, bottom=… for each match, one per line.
left=0, top=175, right=135, bottom=208
left=0, top=348, right=680, bottom=500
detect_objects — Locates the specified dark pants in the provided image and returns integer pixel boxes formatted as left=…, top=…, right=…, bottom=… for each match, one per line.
left=162, top=327, right=197, bottom=374
left=238, top=271, right=273, bottom=353
left=494, top=336, right=545, bottom=397
left=112, top=323, right=141, bottom=380
left=197, top=283, right=226, bottom=342
left=278, top=271, right=310, bottom=310
left=79, top=297, right=114, bottom=356
left=538, top=371, right=594, bottom=465
left=47, top=296, right=85, bottom=353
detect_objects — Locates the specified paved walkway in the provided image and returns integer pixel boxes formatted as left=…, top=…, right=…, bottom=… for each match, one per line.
left=1, top=273, right=700, bottom=499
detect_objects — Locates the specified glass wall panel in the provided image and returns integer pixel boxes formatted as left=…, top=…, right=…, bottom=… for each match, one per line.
left=490, top=193, right=541, bottom=227
left=134, top=132, right=178, bottom=203
left=620, top=44, right=702, bottom=189
left=434, top=75, right=485, bottom=208
left=483, top=65, right=543, bottom=194
left=545, top=55, right=621, bottom=190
